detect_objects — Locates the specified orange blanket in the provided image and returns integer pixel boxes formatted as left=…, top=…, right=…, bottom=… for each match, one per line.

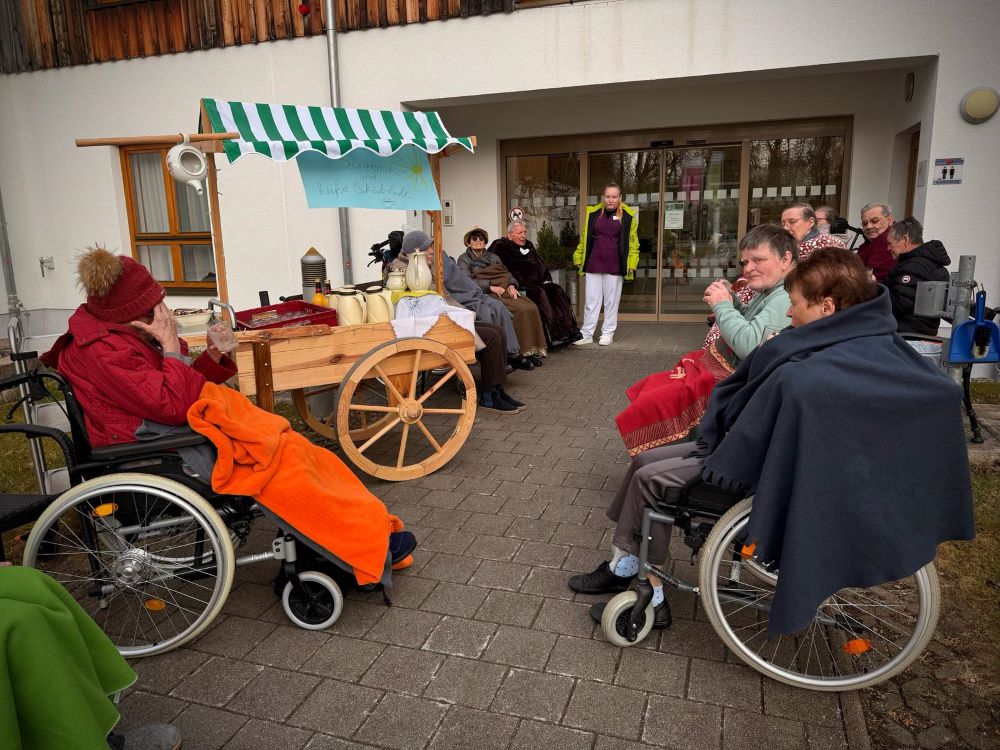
left=187, top=382, right=403, bottom=585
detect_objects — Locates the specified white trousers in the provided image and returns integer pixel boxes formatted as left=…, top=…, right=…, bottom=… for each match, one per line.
left=581, top=272, right=624, bottom=338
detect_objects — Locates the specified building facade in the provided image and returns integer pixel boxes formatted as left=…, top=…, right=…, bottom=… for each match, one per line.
left=2, top=1, right=998, bottom=337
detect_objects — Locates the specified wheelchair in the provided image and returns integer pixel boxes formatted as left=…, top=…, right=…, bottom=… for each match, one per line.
left=600, top=477, right=940, bottom=692
left=1, top=354, right=350, bottom=658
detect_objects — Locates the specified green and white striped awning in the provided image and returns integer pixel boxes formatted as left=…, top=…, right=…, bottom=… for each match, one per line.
left=200, top=98, right=474, bottom=163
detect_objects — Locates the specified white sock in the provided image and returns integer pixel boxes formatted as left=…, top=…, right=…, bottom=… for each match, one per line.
left=651, top=585, right=664, bottom=607
left=611, top=554, right=639, bottom=577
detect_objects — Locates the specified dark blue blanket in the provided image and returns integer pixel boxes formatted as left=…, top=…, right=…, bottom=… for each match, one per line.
left=696, top=287, right=975, bottom=634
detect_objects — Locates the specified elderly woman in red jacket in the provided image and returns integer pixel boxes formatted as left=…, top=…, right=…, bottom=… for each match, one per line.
left=41, top=246, right=237, bottom=446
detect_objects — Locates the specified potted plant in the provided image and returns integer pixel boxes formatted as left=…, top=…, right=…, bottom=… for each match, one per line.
left=537, top=220, right=572, bottom=288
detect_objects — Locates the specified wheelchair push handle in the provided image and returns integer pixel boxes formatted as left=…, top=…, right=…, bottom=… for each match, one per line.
left=208, top=298, right=237, bottom=330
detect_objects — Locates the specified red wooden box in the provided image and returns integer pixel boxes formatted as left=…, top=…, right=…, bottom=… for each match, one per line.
left=234, top=300, right=338, bottom=331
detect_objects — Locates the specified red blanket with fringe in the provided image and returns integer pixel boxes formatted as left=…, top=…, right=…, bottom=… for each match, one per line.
left=187, top=382, right=403, bottom=585
left=615, top=346, right=732, bottom=456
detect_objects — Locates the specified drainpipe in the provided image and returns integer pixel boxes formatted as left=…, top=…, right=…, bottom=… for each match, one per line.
left=325, top=0, right=353, bottom=284
left=0, top=185, right=23, bottom=322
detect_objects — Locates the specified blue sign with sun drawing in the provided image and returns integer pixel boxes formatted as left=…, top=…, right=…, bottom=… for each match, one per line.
left=296, top=147, right=442, bottom=210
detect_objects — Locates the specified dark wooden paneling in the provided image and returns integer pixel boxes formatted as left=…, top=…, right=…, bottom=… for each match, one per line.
left=2, top=0, right=517, bottom=73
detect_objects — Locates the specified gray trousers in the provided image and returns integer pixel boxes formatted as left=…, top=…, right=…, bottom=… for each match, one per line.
left=607, top=443, right=703, bottom=564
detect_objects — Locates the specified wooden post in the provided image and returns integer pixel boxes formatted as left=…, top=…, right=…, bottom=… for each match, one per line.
left=205, top=151, right=230, bottom=310
left=251, top=340, right=275, bottom=412
left=428, top=152, right=444, bottom=294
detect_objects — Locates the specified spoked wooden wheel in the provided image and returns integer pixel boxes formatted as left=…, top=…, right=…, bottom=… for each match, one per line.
left=335, top=338, right=477, bottom=481
left=291, top=384, right=394, bottom=442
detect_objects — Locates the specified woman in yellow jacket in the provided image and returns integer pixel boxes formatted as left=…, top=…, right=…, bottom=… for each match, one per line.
left=572, top=183, right=640, bottom=345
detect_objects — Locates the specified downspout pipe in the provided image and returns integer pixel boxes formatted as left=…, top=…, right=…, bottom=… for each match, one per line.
left=0, top=184, right=22, bottom=322
left=325, top=0, right=353, bottom=284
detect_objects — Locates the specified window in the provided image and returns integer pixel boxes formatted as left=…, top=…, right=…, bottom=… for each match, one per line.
left=747, top=136, right=845, bottom=229
left=120, top=146, right=216, bottom=292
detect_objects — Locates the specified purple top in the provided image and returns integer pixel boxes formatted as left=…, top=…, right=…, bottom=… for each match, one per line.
left=589, top=209, right=623, bottom=274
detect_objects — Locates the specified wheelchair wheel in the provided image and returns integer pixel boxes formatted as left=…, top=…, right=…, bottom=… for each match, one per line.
left=601, top=590, right=656, bottom=647
left=698, top=499, right=940, bottom=691
left=282, top=570, right=344, bottom=630
left=23, top=473, right=235, bottom=658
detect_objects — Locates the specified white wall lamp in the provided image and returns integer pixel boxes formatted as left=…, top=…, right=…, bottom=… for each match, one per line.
left=959, top=87, right=1000, bottom=124
left=165, top=134, right=209, bottom=195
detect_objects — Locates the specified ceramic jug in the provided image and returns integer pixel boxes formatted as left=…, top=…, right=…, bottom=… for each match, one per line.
left=335, top=287, right=367, bottom=326
left=365, top=286, right=394, bottom=323
left=405, top=250, right=433, bottom=292
left=386, top=270, right=407, bottom=292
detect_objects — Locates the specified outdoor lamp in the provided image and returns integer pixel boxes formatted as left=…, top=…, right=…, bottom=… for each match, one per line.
left=959, top=87, right=1000, bottom=124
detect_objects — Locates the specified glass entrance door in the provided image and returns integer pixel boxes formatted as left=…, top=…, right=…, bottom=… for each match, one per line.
left=586, top=145, right=741, bottom=318
left=659, top=146, right=742, bottom=314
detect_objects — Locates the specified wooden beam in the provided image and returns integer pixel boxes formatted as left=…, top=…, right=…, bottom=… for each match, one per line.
left=75, top=132, right=239, bottom=148
left=205, top=151, right=231, bottom=308
left=428, top=151, right=444, bottom=295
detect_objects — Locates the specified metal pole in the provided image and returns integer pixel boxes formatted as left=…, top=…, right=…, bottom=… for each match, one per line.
left=0, top=185, right=22, bottom=321
left=325, top=0, right=353, bottom=284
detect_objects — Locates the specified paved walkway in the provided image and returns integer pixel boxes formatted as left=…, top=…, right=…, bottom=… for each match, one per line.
left=118, top=322, right=868, bottom=750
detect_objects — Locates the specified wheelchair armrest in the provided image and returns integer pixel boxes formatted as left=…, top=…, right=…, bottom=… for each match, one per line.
left=0, top=423, right=76, bottom=467
left=900, top=333, right=945, bottom=344
left=89, top=432, right=211, bottom=461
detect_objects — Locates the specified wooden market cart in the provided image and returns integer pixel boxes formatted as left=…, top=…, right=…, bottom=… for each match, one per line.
left=76, top=98, right=479, bottom=481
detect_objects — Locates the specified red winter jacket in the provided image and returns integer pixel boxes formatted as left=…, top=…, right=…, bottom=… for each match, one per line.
left=41, top=305, right=237, bottom=446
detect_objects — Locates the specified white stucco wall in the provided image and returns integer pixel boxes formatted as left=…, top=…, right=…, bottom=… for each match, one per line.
left=1, top=0, right=998, bottom=324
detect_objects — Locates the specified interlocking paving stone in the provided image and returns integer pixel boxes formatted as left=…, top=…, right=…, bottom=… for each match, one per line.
left=490, top=668, right=575, bottom=722
left=171, top=704, right=250, bottom=750
left=129, top=648, right=210, bottom=695
left=194, top=615, right=278, bottom=659
left=421, top=507, right=472, bottom=529
left=805, top=723, right=849, bottom=749
left=614, top=645, right=688, bottom=697
left=427, top=705, right=518, bottom=750
left=360, top=645, right=443, bottom=695
left=170, top=656, right=265, bottom=707
left=687, top=658, right=763, bottom=711
left=593, top=736, right=662, bottom=750
left=513, top=539, right=571, bottom=568
left=300, top=635, right=385, bottom=681
left=481, top=626, right=558, bottom=670
left=223, top=718, right=313, bottom=749
left=469, top=533, right=523, bottom=562
left=510, top=719, right=596, bottom=750
left=222, top=582, right=283, bottom=619
left=722, top=708, right=806, bottom=750
left=227, top=666, right=321, bottom=721
left=325, top=600, right=386, bottom=638
left=422, top=655, right=508, bottom=709
left=364, top=606, right=443, bottom=648
left=420, top=581, right=490, bottom=618
left=419, top=527, right=475, bottom=554
left=562, top=679, right=647, bottom=740
left=540, top=501, right=589, bottom=523
left=382, top=575, right=438, bottom=610
left=302, top=737, right=381, bottom=750
left=422, top=615, right=497, bottom=658
left=550, top=522, right=606, bottom=548
left=416, top=552, right=481, bottom=584
left=288, top=679, right=383, bottom=737
left=546, top=635, right=619, bottom=682
left=354, top=693, right=449, bottom=750
left=763, top=678, right=843, bottom=727
left=117, top=690, right=188, bottom=731
left=456, top=493, right=507, bottom=513
left=460, top=511, right=515, bottom=536
left=473, top=589, right=544, bottom=628
left=533, top=598, right=599, bottom=639
left=468, top=559, right=531, bottom=591
left=562, top=546, right=609, bottom=574
left=520, top=566, right=576, bottom=600
left=246, top=625, right=330, bottom=670
left=505, top=517, right=558, bottom=541
left=643, top=694, right=723, bottom=750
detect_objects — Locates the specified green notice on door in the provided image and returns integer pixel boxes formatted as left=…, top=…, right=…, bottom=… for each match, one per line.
left=664, top=202, right=685, bottom=229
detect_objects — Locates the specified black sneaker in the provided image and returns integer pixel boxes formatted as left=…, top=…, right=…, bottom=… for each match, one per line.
left=528, top=354, right=544, bottom=367
left=589, top=599, right=672, bottom=629
left=497, top=387, right=525, bottom=409
left=567, top=561, right=635, bottom=594
left=509, top=356, right=535, bottom=371
left=479, top=394, right=518, bottom=413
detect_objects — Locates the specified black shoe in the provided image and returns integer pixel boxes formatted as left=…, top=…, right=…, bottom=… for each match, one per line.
left=528, top=354, right=543, bottom=367
left=389, top=531, right=417, bottom=564
left=509, top=356, right=535, bottom=371
left=589, top=599, right=672, bottom=629
left=567, top=561, right=635, bottom=594
left=505, top=364, right=515, bottom=374
left=497, top=387, right=525, bottom=409
left=479, top=394, right=518, bottom=413
left=570, top=331, right=584, bottom=343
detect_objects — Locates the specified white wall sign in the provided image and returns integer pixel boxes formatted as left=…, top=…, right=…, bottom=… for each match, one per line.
left=664, top=202, right=685, bottom=229
left=509, top=206, right=525, bottom=222
left=932, top=157, right=964, bottom=185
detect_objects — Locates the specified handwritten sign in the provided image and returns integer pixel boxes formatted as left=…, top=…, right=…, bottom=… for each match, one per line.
left=297, top=148, right=442, bottom=210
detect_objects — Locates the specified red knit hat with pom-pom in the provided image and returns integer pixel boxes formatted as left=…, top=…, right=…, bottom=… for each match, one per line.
left=78, top=246, right=165, bottom=323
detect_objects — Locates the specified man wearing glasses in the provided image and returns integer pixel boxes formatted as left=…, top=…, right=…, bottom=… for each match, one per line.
left=858, top=202, right=896, bottom=282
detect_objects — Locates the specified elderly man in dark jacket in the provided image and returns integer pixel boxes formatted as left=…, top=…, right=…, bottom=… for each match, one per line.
left=884, top=217, right=951, bottom=335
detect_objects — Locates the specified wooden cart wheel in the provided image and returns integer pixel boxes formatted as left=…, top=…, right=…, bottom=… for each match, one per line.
left=291, top=384, right=394, bottom=442
left=335, top=338, right=477, bottom=481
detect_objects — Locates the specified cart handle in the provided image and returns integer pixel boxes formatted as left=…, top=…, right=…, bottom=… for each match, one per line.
left=208, top=298, right=237, bottom=330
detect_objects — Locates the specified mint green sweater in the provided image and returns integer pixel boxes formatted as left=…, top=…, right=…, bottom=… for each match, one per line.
left=711, top=285, right=791, bottom=367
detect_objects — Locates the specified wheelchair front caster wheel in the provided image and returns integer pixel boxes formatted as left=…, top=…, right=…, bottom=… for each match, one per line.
left=601, top=590, right=655, bottom=647
left=282, top=571, right=344, bottom=630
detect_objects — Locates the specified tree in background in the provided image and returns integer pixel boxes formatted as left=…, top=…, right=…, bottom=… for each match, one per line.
left=536, top=220, right=565, bottom=268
